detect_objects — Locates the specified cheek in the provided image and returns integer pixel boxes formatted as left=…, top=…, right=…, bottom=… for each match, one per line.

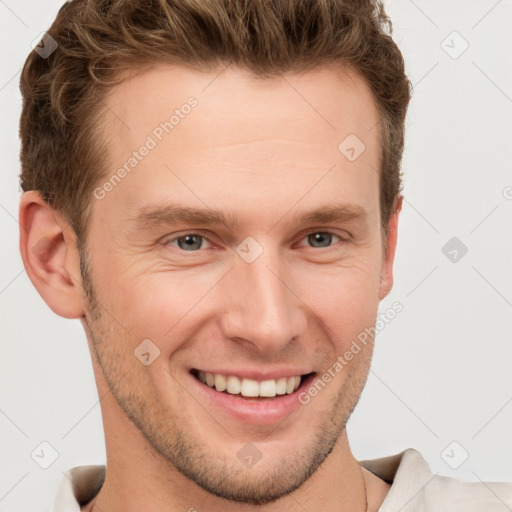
left=290, top=258, right=382, bottom=344
left=93, top=258, right=228, bottom=348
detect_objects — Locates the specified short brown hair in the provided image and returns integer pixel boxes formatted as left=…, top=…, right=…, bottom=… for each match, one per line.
left=19, top=0, right=411, bottom=244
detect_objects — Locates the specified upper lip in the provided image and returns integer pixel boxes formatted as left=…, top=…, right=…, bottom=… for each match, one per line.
left=190, top=367, right=314, bottom=381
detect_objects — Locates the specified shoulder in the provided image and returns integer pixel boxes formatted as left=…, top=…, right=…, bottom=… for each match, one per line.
left=359, top=448, right=512, bottom=512
left=426, top=472, right=512, bottom=510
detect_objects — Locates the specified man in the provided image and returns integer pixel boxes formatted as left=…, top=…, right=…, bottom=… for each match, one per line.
left=17, top=0, right=511, bottom=511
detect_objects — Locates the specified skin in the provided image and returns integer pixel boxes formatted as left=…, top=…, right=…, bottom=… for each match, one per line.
left=19, top=64, right=401, bottom=512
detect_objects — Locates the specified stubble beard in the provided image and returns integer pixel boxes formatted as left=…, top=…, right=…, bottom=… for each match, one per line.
left=79, top=248, right=373, bottom=505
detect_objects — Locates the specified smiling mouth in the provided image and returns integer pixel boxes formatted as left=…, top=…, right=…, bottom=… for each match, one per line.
left=190, top=369, right=315, bottom=399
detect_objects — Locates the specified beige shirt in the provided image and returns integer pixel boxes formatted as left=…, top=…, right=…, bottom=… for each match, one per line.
left=52, top=448, right=512, bottom=511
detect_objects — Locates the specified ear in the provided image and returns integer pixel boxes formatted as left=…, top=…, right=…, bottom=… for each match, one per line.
left=19, top=191, right=84, bottom=318
left=379, top=196, right=402, bottom=300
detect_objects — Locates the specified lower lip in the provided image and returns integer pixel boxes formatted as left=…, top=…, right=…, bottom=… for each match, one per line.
left=189, top=372, right=316, bottom=425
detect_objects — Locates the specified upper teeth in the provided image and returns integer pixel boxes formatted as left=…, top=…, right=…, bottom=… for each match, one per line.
left=197, top=371, right=301, bottom=397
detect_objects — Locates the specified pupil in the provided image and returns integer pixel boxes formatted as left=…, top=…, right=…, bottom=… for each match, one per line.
left=178, top=235, right=202, bottom=250
left=310, top=232, right=331, bottom=247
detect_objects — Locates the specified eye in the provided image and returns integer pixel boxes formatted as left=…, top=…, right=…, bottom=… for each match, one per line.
left=166, top=233, right=212, bottom=251
left=301, top=231, right=342, bottom=248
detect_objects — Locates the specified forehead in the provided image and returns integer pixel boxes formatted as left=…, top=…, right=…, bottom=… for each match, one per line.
left=103, top=63, right=379, bottom=149
left=93, top=63, right=381, bottom=230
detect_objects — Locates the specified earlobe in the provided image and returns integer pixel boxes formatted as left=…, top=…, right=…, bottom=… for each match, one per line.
left=19, top=191, right=85, bottom=319
left=379, top=196, right=402, bottom=300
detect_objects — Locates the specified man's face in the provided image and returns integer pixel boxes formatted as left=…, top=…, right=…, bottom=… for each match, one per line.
left=81, top=64, right=392, bottom=504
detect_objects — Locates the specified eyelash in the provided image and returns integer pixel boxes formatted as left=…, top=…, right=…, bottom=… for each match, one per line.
left=163, top=231, right=345, bottom=252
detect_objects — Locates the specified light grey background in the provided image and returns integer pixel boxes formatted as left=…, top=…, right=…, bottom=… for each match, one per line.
left=1, top=0, right=511, bottom=510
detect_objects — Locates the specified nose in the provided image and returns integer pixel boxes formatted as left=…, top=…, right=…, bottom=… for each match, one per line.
left=218, top=248, right=308, bottom=353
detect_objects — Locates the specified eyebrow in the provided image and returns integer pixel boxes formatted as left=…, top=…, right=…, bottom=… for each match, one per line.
left=292, top=204, right=367, bottom=226
left=133, top=204, right=240, bottom=230
left=132, top=202, right=367, bottom=231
